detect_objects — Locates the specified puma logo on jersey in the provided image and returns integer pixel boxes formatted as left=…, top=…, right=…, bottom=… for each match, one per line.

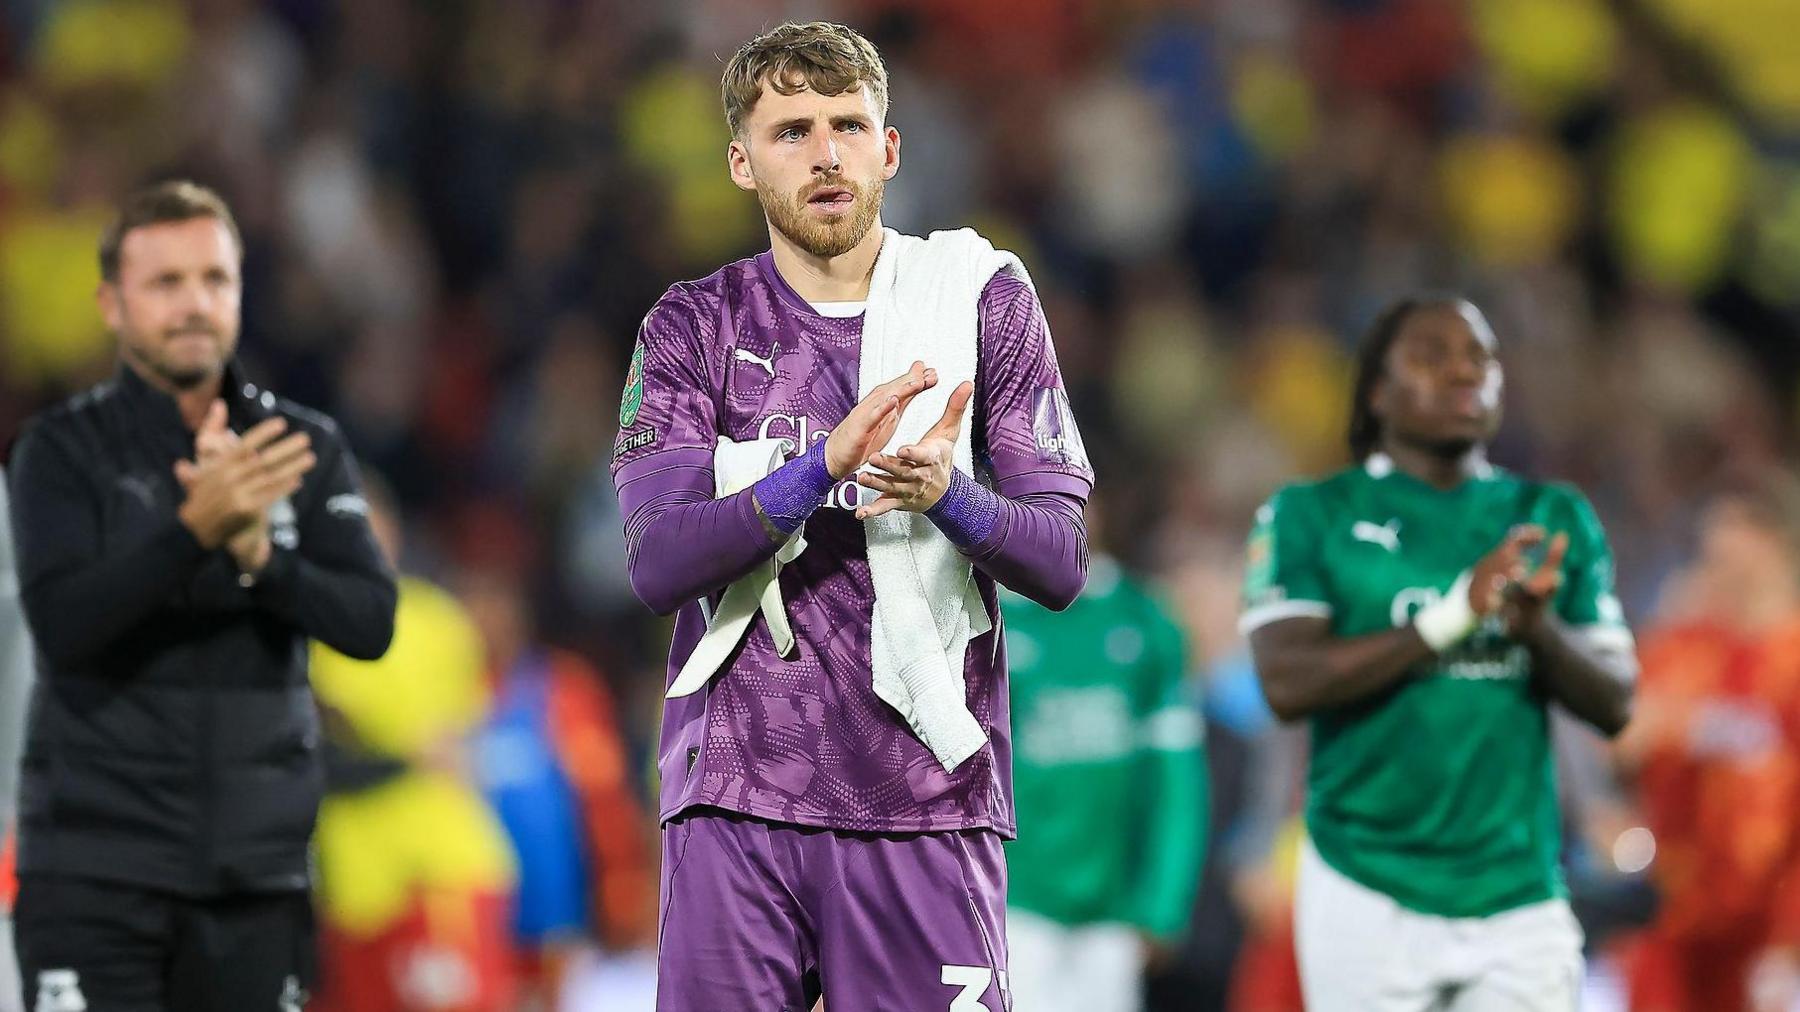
left=1352, top=519, right=1402, bottom=553
left=733, top=346, right=778, bottom=378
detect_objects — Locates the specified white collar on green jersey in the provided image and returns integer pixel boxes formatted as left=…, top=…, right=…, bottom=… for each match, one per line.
left=1364, top=452, right=1495, bottom=481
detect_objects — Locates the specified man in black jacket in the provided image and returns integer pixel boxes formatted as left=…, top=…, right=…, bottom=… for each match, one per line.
left=5, top=179, right=397, bottom=1011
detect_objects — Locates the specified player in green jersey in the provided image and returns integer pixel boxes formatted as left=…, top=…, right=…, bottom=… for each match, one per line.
left=1002, top=546, right=1208, bottom=1012
left=1240, top=296, right=1637, bottom=1011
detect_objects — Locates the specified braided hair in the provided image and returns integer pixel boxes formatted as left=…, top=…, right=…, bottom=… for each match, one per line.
left=1346, top=296, right=1469, bottom=462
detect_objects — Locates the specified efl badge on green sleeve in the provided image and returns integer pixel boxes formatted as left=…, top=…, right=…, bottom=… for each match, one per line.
left=1244, top=502, right=1277, bottom=605
left=620, top=342, right=645, bottom=427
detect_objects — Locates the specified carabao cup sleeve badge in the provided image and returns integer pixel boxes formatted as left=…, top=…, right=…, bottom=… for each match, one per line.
left=620, top=342, right=646, bottom=427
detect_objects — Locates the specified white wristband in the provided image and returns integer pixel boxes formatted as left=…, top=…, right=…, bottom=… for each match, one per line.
left=1415, top=571, right=1478, bottom=652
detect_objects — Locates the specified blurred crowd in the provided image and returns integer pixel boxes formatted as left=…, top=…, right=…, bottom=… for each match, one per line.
left=1, top=0, right=1799, bottom=1009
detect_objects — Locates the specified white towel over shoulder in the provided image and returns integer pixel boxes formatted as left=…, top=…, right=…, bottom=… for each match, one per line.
left=664, top=437, right=805, bottom=699
left=861, top=226, right=1029, bottom=772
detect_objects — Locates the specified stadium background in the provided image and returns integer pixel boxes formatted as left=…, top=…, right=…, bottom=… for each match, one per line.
left=1, top=0, right=1798, bottom=1008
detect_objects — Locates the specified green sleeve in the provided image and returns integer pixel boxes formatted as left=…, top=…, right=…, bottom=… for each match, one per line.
left=1240, top=485, right=1332, bottom=632
left=1549, top=487, right=1628, bottom=632
left=1126, top=596, right=1208, bottom=940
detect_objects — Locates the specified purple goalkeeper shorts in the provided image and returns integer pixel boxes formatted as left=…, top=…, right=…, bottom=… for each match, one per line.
left=656, top=808, right=1012, bottom=1012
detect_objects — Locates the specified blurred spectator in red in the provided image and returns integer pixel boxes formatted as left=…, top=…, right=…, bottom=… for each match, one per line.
left=309, top=478, right=518, bottom=1012
left=1224, top=819, right=1305, bottom=1012
left=1615, top=469, right=1800, bottom=1012
left=1, top=3, right=1799, bottom=1006
left=462, top=562, right=654, bottom=1011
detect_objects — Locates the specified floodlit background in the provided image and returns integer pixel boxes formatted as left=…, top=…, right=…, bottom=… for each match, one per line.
left=3, top=0, right=1799, bottom=1009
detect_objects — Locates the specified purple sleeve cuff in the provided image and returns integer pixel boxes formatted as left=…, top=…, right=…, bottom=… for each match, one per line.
left=753, top=439, right=836, bottom=535
left=614, top=448, right=786, bottom=615
left=965, top=490, right=1088, bottom=610
left=925, top=467, right=1002, bottom=549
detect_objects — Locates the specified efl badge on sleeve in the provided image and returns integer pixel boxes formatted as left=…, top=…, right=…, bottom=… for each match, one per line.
left=620, top=342, right=646, bottom=428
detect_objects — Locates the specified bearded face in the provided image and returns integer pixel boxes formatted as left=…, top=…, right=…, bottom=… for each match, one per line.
left=729, top=80, right=899, bottom=261
left=757, top=171, right=885, bottom=259
left=102, top=217, right=243, bottom=393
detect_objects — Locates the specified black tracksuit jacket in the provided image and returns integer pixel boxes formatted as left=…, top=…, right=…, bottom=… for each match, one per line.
left=4, top=361, right=396, bottom=897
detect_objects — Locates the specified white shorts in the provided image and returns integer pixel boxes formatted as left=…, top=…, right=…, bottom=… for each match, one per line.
left=1296, top=839, right=1583, bottom=1012
left=1006, top=907, right=1143, bottom=1012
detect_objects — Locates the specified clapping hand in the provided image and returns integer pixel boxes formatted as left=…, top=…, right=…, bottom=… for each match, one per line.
left=1468, top=524, right=1568, bottom=636
left=823, top=361, right=937, bottom=480
left=174, top=400, right=314, bottom=574
left=855, top=380, right=973, bottom=521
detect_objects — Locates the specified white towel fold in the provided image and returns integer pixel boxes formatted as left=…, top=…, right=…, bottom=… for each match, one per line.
left=665, top=436, right=806, bottom=699
left=860, top=227, right=1027, bottom=772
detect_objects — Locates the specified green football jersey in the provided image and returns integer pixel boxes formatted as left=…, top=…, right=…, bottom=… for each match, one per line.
left=1240, top=454, right=1631, bottom=918
left=1003, top=558, right=1208, bottom=938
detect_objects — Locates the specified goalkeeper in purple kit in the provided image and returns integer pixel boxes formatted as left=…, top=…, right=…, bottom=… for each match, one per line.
left=610, top=20, right=1094, bottom=1012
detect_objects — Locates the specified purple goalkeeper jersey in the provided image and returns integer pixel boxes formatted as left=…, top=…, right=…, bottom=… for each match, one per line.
left=612, top=250, right=1093, bottom=836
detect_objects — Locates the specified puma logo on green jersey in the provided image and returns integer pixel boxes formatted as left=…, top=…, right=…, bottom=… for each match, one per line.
left=1352, top=518, right=1402, bottom=553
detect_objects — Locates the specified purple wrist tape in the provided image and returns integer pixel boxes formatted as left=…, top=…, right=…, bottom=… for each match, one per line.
left=925, top=467, right=1000, bottom=549
left=755, top=439, right=836, bottom=535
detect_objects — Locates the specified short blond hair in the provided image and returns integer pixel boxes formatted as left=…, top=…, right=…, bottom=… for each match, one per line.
left=721, top=22, right=889, bottom=138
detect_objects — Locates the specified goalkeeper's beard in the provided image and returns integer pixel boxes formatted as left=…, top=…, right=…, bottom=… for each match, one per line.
left=760, top=175, right=884, bottom=259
